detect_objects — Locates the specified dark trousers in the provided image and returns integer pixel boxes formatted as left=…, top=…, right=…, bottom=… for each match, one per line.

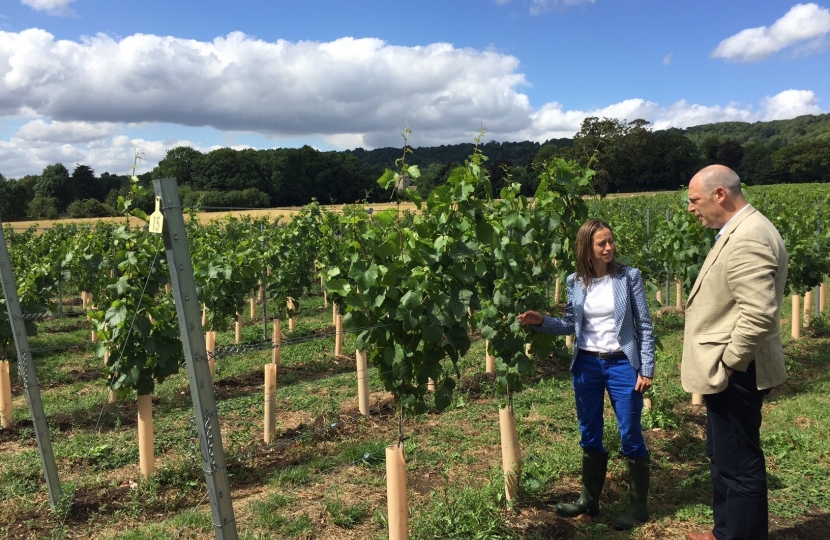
left=704, top=361, right=771, bottom=540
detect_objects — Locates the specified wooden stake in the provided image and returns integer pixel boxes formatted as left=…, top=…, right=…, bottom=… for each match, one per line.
left=91, top=329, right=98, bottom=343
left=335, top=315, right=343, bottom=357
left=485, top=339, right=495, bottom=374
left=201, top=303, right=207, bottom=328
left=259, top=280, right=265, bottom=303
left=206, top=331, right=216, bottom=380
left=81, top=292, right=88, bottom=310
left=804, top=290, right=813, bottom=328
left=322, top=276, right=328, bottom=308
left=356, top=349, right=369, bottom=415
left=692, top=393, right=704, bottom=406
left=675, top=278, right=683, bottom=309
left=565, top=334, right=573, bottom=349
left=272, top=319, right=281, bottom=366
left=792, top=294, right=801, bottom=339
left=235, top=312, right=242, bottom=344
left=333, top=303, right=338, bottom=327
left=499, top=406, right=522, bottom=502
left=0, top=361, right=12, bottom=428
left=386, top=444, right=409, bottom=540
left=137, top=394, right=154, bottom=477
left=250, top=289, right=256, bottom=320
left=287, top=298, right=296, bottom=332
left=821, top=282, right=827, bottom=314
left=554, top=276, right=561, bottom=304
left=264, top=364, right=276, bottom=444
left=104, top=350, right=116, bottom=403
left=643, top=396, right=652, bottom=410
left=656, top=288, right=663, bottom=308
left=427, top=378, right=436, bottom=391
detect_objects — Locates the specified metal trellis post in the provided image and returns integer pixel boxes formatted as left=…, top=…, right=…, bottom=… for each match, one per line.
left=665, top=208, right=671, bottom=303
left=152, top=179, right=238, bottom=540
left=261, top=222, right=268, bottom=342
left=816, top=219, right=822, bottom=319
left=0, top=221, right=62, bottom=509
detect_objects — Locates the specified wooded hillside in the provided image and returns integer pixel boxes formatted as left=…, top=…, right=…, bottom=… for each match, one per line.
left=1, top=113, right=828, bottom=221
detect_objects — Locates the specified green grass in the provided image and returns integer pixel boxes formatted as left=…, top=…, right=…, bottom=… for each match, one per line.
left=268, top=464, right=311, bottom=486
left=2, top=286, right=830, bottom=539
left=250, top=492, right=293, bottom=528
left=411, top=470, right=515, bottom=540
left=325, top=492, right=370, bottom=529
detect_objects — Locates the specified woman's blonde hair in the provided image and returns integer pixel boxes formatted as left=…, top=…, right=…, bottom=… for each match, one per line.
left=575, top=218, right=620, bottom=287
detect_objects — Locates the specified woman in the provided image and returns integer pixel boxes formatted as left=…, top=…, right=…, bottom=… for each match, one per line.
left=518, top=218, right=655, bottom=531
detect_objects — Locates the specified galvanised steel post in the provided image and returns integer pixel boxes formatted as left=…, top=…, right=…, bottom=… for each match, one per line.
left=0, top=221, right=62, bottom=509
left=152, top=179, right=238, bottom=540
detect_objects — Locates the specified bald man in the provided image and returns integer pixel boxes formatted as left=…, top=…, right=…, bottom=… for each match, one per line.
left=682, top=165, right=788, bottom=540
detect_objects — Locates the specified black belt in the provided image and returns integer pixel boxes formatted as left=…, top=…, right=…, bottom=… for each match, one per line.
left=578, top=349, right=627, bottom=360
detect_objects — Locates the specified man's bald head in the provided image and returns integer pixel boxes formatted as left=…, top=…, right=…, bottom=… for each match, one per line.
left=691, top=164, right=743, bottom=196
left=687, top=165, right=748, bottom=230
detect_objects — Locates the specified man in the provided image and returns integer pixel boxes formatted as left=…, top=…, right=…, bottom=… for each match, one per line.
left=682, top=165, right=788, bottom=540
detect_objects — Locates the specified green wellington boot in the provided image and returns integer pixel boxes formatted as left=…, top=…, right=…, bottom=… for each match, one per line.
left=612, top=455, right=650, bottom=530
left=556, top=451, right=609, bottom=518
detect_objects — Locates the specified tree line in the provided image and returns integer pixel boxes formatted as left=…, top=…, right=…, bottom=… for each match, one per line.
left=2, top=113, right=829, bottom=220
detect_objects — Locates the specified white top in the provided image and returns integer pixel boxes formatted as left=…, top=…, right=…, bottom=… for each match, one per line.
left=577, top=274, right=623, bottom=353
left=715, top=204, right=750, bottom=242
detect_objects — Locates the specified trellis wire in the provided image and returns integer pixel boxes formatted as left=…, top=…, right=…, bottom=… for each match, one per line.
left=207, top=322, right=396, bottom=361
left=58, top=251, right=161, bottom=530
left=22, top=262, right=542, bottom=536
left=18, top=309, right=90, bottom=321
left=172, top=430, right=389, bottom=539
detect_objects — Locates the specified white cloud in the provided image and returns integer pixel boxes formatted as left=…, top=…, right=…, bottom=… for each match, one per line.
left=760, top=89, right=822, bottom=119
left=519, top=90, right=821, bottom=142
left=791, top=33, right=830, bottom=58
left=530, top=0, right=596, bottom=15
left=0, top=132, right=220, bottom=178
left=663, top=53, right=672, bottom=65
left=0, top=28, right=824, bottom=178
left=649, top=100, right=756, bottom=130
left=0, top=29, right=532, bottom=149
left=520, top=99, right=660, bottom=141
left=322, top=133, right=369, bottom=149
left=20, top=0, right=76, bottom=17
left=15, top=119, right=119, bottom=142
left=0, top=90, right=822, bottom=178
left=712, top=3, right=830, bottom=62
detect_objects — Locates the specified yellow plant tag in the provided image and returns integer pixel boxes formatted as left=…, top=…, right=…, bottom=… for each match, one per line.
left=148, top=196, right=164, bottom=234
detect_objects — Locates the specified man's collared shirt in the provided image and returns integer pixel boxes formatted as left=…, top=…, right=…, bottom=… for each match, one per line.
left=715, top=205, right=750, bottom=243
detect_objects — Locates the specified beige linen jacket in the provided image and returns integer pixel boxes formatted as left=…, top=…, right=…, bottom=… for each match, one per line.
left=681, top=205, right=788, bottom=394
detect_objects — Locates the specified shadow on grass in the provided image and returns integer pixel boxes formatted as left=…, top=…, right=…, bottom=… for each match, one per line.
left=223, top=405, right=396, bottom=488
left=213, top=356, right=358, bottom=401
left=5, top=351, right=362, bottom=441
left=771, top=512, right=830, bottom=539
left=772, top=335, right=830, bottom=400
left=506, top=501, right=580, bottom=539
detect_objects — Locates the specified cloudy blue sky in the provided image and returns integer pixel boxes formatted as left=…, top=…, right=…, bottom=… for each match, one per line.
left=0, top=0, right=828, bottom=178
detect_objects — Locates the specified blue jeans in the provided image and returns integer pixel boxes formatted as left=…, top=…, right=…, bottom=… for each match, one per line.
left=572, top=351, right=648, bottom=457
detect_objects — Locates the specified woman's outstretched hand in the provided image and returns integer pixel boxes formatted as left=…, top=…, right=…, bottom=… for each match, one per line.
left=517, top=310, right=544, bottom=326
